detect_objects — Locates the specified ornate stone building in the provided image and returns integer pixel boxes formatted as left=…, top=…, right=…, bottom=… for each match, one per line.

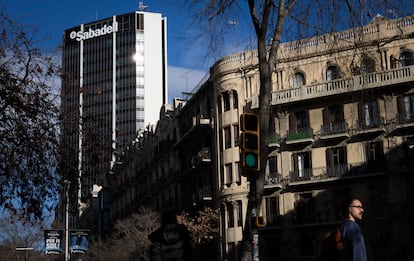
left=111, top=14, right=414, bottom=261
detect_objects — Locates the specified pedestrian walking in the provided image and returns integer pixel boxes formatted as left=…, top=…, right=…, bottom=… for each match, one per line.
left=339, top=197, right=367, bottom=261
left=148, top=209, right=193, bottom=261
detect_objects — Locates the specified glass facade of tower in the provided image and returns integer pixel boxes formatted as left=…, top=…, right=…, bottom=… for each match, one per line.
left=60, top=11, right=167, bottom=213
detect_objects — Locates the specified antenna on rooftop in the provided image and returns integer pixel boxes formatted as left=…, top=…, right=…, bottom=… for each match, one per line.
left=139, top=2, right=148, bottom=11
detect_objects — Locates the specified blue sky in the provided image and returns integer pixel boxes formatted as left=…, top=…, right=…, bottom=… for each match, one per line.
left=5, top=1, right=412, bottom=103
left=2, top=0, right=215, bottom=103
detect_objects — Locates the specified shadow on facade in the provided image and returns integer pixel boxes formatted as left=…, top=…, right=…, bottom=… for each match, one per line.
left=259, top=140, right=414, bottom=261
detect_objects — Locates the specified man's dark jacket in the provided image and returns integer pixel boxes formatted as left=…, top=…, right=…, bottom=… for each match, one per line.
left=148, top=223, right=193, bottom=261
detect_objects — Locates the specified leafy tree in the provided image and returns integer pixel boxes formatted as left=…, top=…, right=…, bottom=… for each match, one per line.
left=0, top=9, right=60, bottom=219
left=184, top=0, right=412, bottom=260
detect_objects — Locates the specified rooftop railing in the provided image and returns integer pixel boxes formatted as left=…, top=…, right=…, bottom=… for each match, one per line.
left=271, top=65, right=414, bottom=105
left=212, top=15, right=414, bottom=74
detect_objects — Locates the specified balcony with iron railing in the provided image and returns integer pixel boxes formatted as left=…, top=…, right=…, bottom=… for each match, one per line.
left=268, top=133, right=280, bottom=147
left=264, top=172, right=284, bottom=196
left=320, top=122, right=349, bottom=140
left=354, top=116, right=386, bottom=136
left=288, top=161, right=388, bottom=184
left=286, top=127, right=314, bottom=145
left=191, top=147, right=212, bottom=168
left=397, top=112, right=414, bottom=124
left=179, top=147, right=213, bottom=176
left=265, top=172, right=283, bottom=185
left=395, top=113, right=414, bottom=131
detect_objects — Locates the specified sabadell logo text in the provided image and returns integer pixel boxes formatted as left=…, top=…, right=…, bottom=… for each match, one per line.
left=70, top=22, right=119, bottom=41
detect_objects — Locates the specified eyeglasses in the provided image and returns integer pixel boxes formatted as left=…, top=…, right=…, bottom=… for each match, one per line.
left=350, top=205, right=363, bottom=209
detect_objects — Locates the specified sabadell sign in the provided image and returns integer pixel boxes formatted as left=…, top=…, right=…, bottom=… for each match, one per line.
left=70, top=22, right=118, bottom=41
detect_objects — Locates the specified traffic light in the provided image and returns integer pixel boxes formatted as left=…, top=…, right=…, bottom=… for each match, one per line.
left=240, top=113, right=260, bottom=172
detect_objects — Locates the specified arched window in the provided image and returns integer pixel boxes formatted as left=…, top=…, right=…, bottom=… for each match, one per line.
left=291, top=72, right=305, bottom=88
left=326, top=65, right=340, bottom=81
left=399, top=51, right=413, bottom=67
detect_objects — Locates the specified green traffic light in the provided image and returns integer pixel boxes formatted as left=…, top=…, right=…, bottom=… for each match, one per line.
left=245, top=153, right=257, bottom=167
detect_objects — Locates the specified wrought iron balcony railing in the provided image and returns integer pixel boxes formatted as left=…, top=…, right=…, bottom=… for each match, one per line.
left=320, top=122, right=349, bottom=137
left=286, top=127, right=314, bottom=144
left=289, top=162, right=388, bottom=183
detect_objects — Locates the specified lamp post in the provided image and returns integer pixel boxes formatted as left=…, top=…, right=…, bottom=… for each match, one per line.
left=64, top=180, right=71, bottom=261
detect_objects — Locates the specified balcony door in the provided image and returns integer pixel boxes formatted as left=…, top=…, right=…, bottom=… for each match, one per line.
left=326, top=147, right=347, bottom=177
left=292, top=151, right=312, bottom=180
left=398, top=94, right=414, bottom=123
left=358, top=100, right=379, bottom=128
left=322, top=105, right=346, bottom=134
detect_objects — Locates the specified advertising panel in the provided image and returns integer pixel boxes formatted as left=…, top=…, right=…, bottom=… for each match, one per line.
left=44, top=230, right=63, bottom=255
left=69, top=229, right=90, bottom=254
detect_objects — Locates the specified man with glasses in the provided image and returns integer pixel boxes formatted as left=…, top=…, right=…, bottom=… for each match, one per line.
left=340, top=197, right=367, bottom=261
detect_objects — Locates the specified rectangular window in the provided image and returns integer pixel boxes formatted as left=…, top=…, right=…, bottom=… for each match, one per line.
left=366, top=141, right=383, bottom=161
left=365, top=141, right=386, bottom=171
left=224, top=127, right=231, bottom=149
left=223, top=92, right=230, bottom=112
left=403, top=95, right=414, bottom=120
left=227, top=204, right=234, bottom=228
left=398, top=94, right=414, bottom=122
left=323, top=105, right=344, bottom=125
left=225, top=163, right=232, bottom=186
left=267, top=156, right=278, bottom=175
left=404, top=137, right=414, bottom=168
left=292, top=152, right=312, bottom=180
left=326, top=147, right=347, bottom=177
left=235, top=162, right=241, bottom=184
left=227, top=242, right=235, bottom=261
left=266, top=156, right=278, bottom=183
left=265, top=196, right=280, bottom=225
left=237, top=200, right=243, bottom=226
left=137, top=13, right=144, bottom=30
left=290, top=111, right=310, bottom=131
left=359, top=100, right=379, bottom=128
left=294, top=192, right=313, bottom=224
left=233, top=125, right=239, bottom=146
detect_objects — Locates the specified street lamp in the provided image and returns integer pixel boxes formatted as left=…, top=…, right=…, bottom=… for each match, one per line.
left=64, top=180, right=71, bottom=261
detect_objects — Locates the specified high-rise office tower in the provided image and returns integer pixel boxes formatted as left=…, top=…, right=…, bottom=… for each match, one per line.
left=60, top=7, right=167, bottom=219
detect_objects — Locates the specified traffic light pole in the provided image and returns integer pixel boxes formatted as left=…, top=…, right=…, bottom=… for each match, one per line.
left=240, top=113, right=261, bottom=260
left=250, top=175, right=260, bottom=261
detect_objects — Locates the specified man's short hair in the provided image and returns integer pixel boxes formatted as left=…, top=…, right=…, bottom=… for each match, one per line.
left=340, top=196, right=360, bottom=218
left=161, top=209, right=177, bottom=225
